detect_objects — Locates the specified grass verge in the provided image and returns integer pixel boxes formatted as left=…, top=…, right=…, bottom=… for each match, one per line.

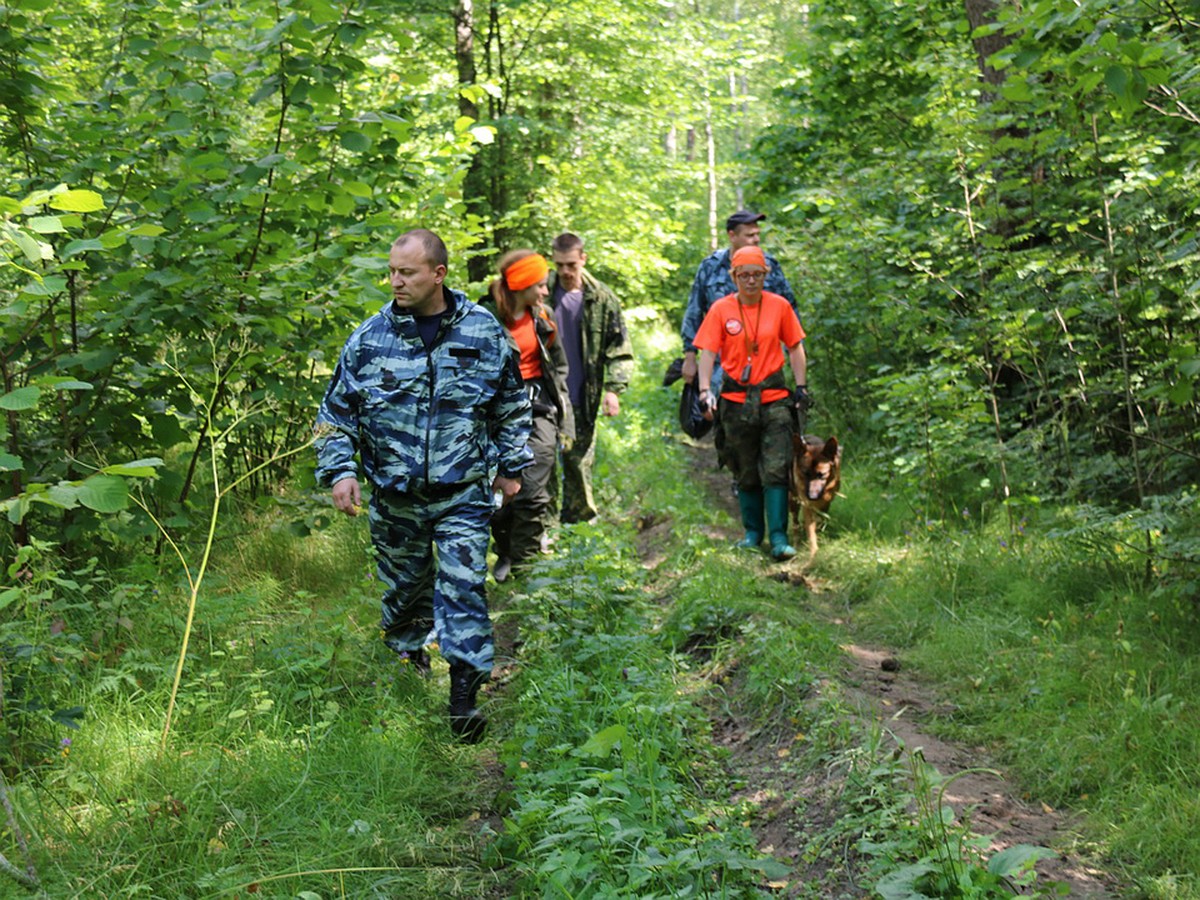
left=5, top=313, right=1195, bottom=898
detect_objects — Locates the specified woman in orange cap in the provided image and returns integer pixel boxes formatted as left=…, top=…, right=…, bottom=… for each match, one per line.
left=480, top=250, right=575, bottom=581
left=693, top=245, right=808, bottom=560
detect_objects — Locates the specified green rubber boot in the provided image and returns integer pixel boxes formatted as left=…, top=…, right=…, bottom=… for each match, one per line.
left=764, top=485, right=796, bottom=560
left=736, top=488, right=765, bottom=549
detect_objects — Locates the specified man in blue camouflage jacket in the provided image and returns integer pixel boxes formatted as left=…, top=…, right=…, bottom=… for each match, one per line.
left=315, top=228, right=533, bottom=742
left=679, top=210, right=800, bottom=390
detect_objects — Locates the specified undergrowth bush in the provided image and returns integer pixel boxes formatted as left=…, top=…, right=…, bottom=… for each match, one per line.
left=0, top=541, right=161, bottom=767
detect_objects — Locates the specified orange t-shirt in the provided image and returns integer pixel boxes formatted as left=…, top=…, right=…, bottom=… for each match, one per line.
left=509, top=310, right=544, bottom=381
left=693, top=291, right=805, bottom=403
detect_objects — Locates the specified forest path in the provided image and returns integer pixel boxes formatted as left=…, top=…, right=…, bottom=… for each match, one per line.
left=649, top=438, right=1121, bottom=897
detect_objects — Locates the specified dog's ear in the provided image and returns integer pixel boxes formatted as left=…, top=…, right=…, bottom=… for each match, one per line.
left=792, top=432, right=806, bottom=453
left=822, top=437, right=839, bottom=460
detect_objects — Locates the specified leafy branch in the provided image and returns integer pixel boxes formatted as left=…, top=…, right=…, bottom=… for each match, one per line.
left=127, top=339, right=314, bottom=751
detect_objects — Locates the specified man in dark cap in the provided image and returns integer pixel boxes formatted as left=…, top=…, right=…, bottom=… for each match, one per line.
left=679, top=210, right=800, bottom=387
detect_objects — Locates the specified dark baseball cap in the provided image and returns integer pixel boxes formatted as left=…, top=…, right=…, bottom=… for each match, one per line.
left=725, top=209, right=767, bottom=230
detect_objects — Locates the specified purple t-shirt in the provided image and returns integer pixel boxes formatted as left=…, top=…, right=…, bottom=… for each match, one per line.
left=553, top=285, right=586, bottom=410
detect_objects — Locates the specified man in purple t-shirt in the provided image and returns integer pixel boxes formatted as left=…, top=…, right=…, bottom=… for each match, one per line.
left=545, top=233, right=634, bottom=525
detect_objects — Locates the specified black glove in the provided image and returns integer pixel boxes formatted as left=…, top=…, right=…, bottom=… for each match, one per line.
left=662, top=357, right=685, bottom=387
left=792, top=385, right=810, bottom=412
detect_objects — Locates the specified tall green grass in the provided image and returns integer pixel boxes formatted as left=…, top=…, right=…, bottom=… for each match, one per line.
left=823, top=490, right=1200, bottom=894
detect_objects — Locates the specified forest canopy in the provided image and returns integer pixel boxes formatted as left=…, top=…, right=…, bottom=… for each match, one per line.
left=2, top=2, right=1200, bottom=894
left=1, top=0, right=1197, bottom=564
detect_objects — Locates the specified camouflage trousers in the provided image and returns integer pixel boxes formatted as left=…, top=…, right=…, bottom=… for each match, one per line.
left=559, top=416, right=598, bottom=524
left=369, top=482, right=494, bottom=672
left=715, top=396, right=793, bottom=491
left=491, top=410, right=557, bottom=566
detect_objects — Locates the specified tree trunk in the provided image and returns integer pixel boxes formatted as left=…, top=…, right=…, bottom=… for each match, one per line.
left=454, top=0, right=491, bottom=283
left=454, top=0, right=478, bottom=121
left=729, top=0, right=745, bottom=209
left=705, top=90, right=718, bottom=251
left=962, top=0, right=1030, bottom=247
left=963, top=0, right=1010, bottom=96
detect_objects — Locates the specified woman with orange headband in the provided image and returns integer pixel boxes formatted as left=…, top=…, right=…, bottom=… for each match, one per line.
left=480, top=250, right=575, bottom=581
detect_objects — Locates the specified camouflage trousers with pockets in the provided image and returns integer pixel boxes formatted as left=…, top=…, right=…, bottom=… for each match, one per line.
left=559, top=416, right=598, bottom=524
left=715, top=396, right=793, bottom=491
left=369, top=481, right=494, bottom=672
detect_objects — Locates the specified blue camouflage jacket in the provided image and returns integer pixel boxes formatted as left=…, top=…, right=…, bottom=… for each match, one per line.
left=315, top=289, right=534, bottom=492
left=680, top=247, right=799, bottom=354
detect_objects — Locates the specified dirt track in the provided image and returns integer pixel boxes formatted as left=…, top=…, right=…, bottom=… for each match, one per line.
left=648, top=438, right=1121, bottom=897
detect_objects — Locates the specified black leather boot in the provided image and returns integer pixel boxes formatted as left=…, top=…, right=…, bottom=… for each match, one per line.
left=448, top=661, right=488, bottom=743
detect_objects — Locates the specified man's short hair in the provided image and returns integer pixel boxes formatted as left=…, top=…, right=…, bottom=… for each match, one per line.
left=394, top=229, right=448, bottom=269
left=551, top=232, right=585, bottom=255
left=725, top=210, right=766, bottom=231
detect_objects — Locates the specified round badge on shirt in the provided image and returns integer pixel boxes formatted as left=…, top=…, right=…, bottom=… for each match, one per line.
left=724, top=318, right=744, bottom=335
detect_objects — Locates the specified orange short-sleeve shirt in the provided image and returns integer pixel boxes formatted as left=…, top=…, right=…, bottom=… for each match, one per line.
left=693, top=291, right=804, bottom=403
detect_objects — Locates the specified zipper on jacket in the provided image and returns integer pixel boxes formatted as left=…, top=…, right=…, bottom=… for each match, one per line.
left=423, top=348, right=434, bottom=488
left=422, top=304, right=454, bottom=490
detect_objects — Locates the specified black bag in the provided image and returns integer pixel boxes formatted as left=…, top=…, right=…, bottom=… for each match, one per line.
left=662, top=356, right=684, bottom=387
left=679, top=381, right=714, bottom=439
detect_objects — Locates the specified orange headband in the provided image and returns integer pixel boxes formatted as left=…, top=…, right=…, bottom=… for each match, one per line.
left=504, top=253, right=549, bottom=291
left=731, top=246, right=766, bottom=269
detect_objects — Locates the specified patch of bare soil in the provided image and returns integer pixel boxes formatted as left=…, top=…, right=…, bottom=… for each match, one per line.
left=654, top=438, right=1122, bottom=897
left=833, top=644, right=1117, bottom=895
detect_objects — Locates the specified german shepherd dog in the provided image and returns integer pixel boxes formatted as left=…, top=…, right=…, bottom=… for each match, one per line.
left=790, top=435, right=842, bottom=566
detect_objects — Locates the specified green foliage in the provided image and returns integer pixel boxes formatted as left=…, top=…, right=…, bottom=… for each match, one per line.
left=15, top=504, right=500, bottom=896
left=825, top=478, right=1200, bottom=885
left=0, top=1, right=495, bottom=559
left=491, top=531, right=790, bottom=897
left=0, top=0, right=818, bottom=565
left=868, top=755, right=1065, bottom=899
left=5, top=1, right=1200, bottom=893
left=756, top=0, right=1200, bottom=511
left=0, top=539, right=89, bottom=764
